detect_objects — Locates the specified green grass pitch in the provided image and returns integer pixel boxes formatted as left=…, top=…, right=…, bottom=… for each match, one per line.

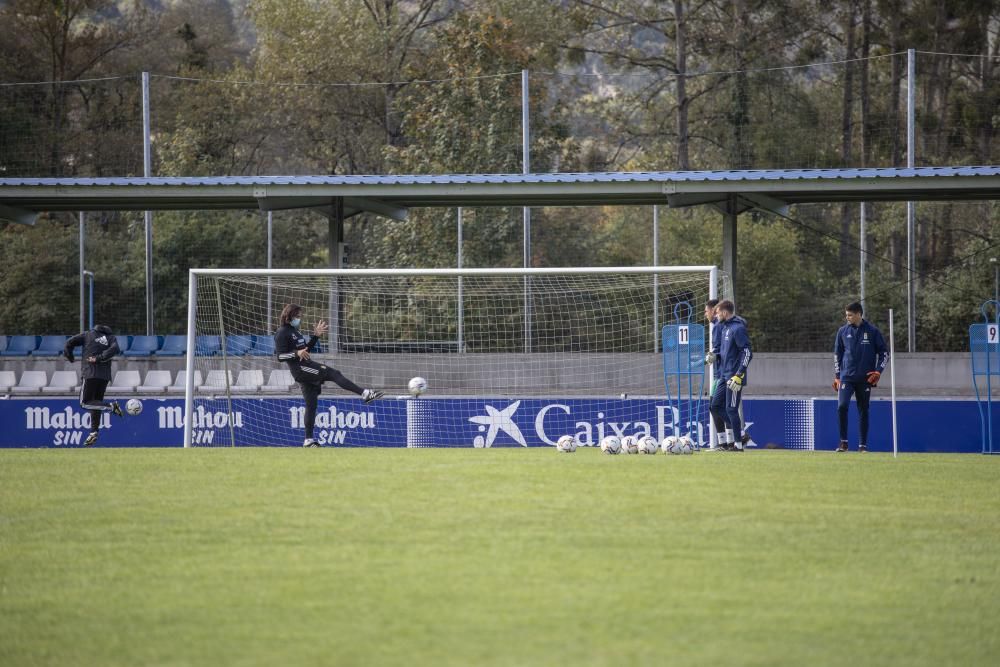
left=1, top=448, right=998, bottom=666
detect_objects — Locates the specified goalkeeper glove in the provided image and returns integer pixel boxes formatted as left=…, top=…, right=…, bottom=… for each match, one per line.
left=832, top=378, right=840, bottom=391
left=704, top=352, right=717, bottom=366
left=866, top=370, right=881, bottom=387
left=726, top=374, right=744, bottom=392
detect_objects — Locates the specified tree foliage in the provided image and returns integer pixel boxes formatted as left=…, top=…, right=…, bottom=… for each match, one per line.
left=1, top=0, right=999, bottom=349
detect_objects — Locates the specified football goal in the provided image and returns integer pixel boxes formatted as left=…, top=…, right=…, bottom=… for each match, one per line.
left=183, top=267, right=727, bottom=448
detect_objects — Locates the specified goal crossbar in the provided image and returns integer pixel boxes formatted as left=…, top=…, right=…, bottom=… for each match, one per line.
left=188, top=266, right=718, bottom=277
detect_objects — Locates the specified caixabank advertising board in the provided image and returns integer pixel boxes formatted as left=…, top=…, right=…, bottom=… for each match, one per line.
left=0, top=396, right=985, bottom=453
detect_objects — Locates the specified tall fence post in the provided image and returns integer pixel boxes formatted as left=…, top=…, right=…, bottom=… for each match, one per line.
left=906, top=49, right=916, bottom=352
left=522, top=69, right=532, bottom=353
left=142, top=71, right=154, bottom=335
left=457, top=207, right=464, bottom=353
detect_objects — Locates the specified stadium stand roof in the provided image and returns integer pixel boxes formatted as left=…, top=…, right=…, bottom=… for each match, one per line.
left=2, top=166, right=1000, bottom=224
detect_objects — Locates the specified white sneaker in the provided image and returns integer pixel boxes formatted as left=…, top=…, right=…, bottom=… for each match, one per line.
left=302, top=438, right=320, bottom=448
left=362, top=389, right=384, bottom=403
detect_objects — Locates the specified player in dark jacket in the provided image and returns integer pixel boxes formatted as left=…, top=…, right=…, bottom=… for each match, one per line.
left=64, top=324, right=124, bottom=446
left=833, top=302, right=889, bottom=452
left=274, top=303, right=383, bottom=447
left=703, top=299, right=728, bottom=448
left=709, top=300, right=752, bottom=451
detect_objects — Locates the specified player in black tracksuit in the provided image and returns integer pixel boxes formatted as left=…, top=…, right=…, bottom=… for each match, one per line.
left=64, top=324, right=124, bottom=446
left=833, top=302, right=888, bottom=452
left=274, top=303, right=383, bottom=447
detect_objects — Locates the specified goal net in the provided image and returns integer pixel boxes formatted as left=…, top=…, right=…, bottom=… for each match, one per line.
left=183, top=267, right=727, bottom=448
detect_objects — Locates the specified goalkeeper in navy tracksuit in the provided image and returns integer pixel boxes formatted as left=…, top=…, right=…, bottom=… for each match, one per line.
left=703, top=299, right=728, bottom=448
left=274, top=303, right=383, bottom=447
left=709, top=300, right=752, bottom=451
left=64, top=324, right=124, bottom=446
left=833, top=302, right=888, bottom=452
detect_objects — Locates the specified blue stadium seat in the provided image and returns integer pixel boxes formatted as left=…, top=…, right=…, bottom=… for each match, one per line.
left=225, top=334, right=255, bottom=356
left=157, top=335, right=187, bottom=356
left=123, top=335, right=162, bottom=357
left=0, top=335, right=7, bottom=354
left=250, top=335, right=275, bottom=356
left=0, top=335, right=39, bottom=356
left=195, top=335, right=221, bottom=356
left=33, top=335, right=70, bottom=357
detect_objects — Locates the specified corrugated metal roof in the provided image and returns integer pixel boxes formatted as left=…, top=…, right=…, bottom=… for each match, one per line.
left=2, top=166, right=1000, bottom=224
left=2, top=166, right=999, bottom=188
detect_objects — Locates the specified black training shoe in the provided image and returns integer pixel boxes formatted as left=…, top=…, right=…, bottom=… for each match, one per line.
left=84, top=431, right=99, bottom=447
left=302, top=438, right=320, bottom=448
left=111, top=401, right=123, bottom=417
left=836, top=441, right=848, bottom=452
left=362, top=389, right=384, bottom=404
left=858, top=444, right=868, bottom=453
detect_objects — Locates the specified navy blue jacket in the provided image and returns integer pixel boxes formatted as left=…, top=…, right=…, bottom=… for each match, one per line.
left=718, top=315, right=752, bottom=385
left=709, top=317, right=722, bottom=379
left=834, top=319, right=888, bottom=382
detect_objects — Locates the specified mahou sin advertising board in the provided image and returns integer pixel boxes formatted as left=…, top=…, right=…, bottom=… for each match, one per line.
left=0, top=396, right=982, bottom=453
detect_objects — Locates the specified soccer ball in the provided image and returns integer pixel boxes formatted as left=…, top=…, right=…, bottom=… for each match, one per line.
left=125, top=398, right=142, bottom=416
left=679, top=436, right=694, bottom=455
left=408, top=376, right=428, bottom=397
left=555, top=435, right=578, bottom=453
left=600, top=435, right=622, bottom=455
left=661, top=435, right=680, bottom=455
left=621, top=435, right=639, bottom=455
left=637, top=435, right=658, bottom=454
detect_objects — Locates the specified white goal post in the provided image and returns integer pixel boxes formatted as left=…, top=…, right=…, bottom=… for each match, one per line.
left=184, top=266, right=724, bottom=448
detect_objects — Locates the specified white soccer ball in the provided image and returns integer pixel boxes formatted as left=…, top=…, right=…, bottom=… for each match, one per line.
left=661, top=435, right=680, bottom=455
left=621, top=435, right=639, bottom=455
left=555, top=434, right=578, bottom=453
left=637, top=435, right=658, bottom=454
left=600, top=435, right=622, bottom=455
left=125, top=398, right=143, bottom=416
left=408, top=376, right=428, bottom=396
left=679, top=436, right=694, bottom=455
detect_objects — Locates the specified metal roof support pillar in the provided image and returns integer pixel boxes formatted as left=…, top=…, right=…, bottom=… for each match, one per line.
left=328, top=198, right=344, bottom=354
left=266, top=211, right=273, bottom=330
left=79, top=212, right=85, bottom=332
left=652, top=205, right=660, bottom=351
left=860, top=202, right=867, bottom=315
left=722, top=194, right=738, bottom=307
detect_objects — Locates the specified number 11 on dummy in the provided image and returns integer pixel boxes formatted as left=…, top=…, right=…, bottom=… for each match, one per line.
left=662, top=323, right=706, bottom=446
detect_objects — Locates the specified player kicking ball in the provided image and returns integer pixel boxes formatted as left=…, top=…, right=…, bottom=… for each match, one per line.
left=64, top=324, right=126, bottom=446
left=274, top=303, right=384, bottom=447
